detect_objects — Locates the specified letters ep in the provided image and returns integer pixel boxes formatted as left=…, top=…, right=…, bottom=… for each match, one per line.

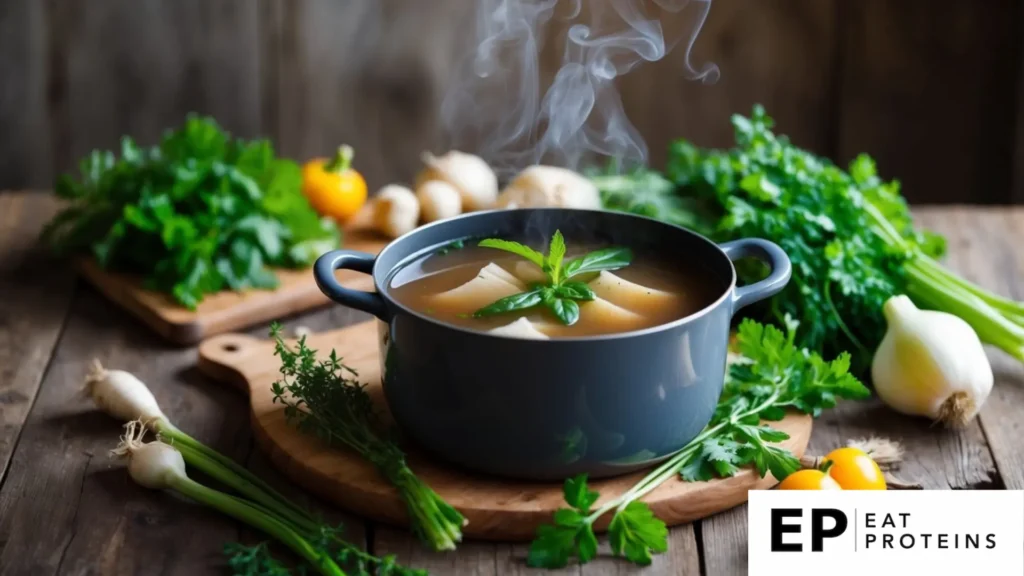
left=770, top=508, right=848, bottom=552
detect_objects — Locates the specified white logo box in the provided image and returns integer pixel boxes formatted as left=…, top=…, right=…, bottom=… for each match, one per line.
left=748, top=490, right=1024, bottom=576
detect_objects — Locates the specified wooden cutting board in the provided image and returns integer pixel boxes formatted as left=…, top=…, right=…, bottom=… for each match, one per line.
left=197, top=321, right=813, bottom=541
left=76, top=230, right=388, bottom=345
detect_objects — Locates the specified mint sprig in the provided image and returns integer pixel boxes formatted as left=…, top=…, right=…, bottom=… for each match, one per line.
left=473, top=230, right=631, bottom=325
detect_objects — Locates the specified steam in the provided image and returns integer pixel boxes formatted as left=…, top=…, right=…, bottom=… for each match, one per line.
left=440, top=0, right=718, bottom=180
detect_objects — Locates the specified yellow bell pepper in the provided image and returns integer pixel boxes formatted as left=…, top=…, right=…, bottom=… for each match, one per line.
left=301, top=145, right=367, bottom=224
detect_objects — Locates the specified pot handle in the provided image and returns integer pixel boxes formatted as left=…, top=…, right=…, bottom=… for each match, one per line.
left=719, top=238, right=792, bottom=313
left=313, top=250, right=389, bottom=321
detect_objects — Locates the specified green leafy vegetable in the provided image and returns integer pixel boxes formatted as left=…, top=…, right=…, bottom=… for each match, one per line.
left=562, top=247, right=633, bottom=279
left=556, top=281, right=596, bottom=301
left=473, top=288, right=544, bottom=317
left=592, top=105, right=1024, bottom=369
left=527, top=318, right=870, bottom=567
left=41, top=115, right=340, bottom=309
left=473, top=230, right=632, bottom=325
left=269, top=324, right=465, bottom=552
left=477, top=238, right=546, bottom=268
left=546, top=230, right=567, bottom=283
left=542, top=290, right=580, bottom=325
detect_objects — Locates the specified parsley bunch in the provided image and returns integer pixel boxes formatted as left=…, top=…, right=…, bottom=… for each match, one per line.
left=528, top=318, right=870, bottom=568
left=41, top=115, right=341, bottom=309
left=596, top=105, right=1024, bottom=369
left=473, top=230, right=632, bottom=325
left=269, top=324, right=465, bottom=552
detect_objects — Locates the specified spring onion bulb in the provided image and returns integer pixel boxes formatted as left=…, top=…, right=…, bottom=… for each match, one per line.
left=871, top=295, right=994, bottom=427
left=83, top=360, right=314, bottom=530
left=112, top=421, right=346, bottom=576
left=85, top=360, right=167, bottom=426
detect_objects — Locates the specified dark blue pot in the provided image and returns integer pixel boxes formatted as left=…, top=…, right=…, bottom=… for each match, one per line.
left=314, top=208, right=790, bottom=480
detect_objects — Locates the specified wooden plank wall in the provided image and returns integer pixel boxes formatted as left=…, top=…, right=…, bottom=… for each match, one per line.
left=0, top=0, right=1020, bottom=204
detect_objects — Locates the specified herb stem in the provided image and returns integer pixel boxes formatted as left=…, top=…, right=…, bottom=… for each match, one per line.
left=586, top=388, right=783, bottom=524
left=862, top=200, right=1024, bottom=361
left=271, top=327, right=466, bottom=552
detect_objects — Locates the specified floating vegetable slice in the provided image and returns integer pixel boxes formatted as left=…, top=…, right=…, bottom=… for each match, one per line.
left=578, top=297, right=646, bottom=331
left=487, top=317, right=550, bottom=340
left=587, top=270, right=677, bottom=314
left=430, top=263, right=526, bottom=311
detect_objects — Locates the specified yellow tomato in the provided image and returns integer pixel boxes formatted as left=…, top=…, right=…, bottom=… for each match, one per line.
left=823, top=447, right=887, bottom=490
left=302, top=144, right=367, bottom=223
left=777, top=469, right=843, bottom=490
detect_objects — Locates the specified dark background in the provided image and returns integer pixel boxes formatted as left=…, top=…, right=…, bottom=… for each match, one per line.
left=1, top=0, right=1021, bottom=204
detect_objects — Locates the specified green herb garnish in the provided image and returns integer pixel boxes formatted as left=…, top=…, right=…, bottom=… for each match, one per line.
left=269, top=324, right=465, bottom=552
left=473, top=230, right=632, bottom=325
left=436, top=239, right=465, bottom=255
left=527, top=318, right=870, bottom=568
left=41, top=115, right=341, bottom=309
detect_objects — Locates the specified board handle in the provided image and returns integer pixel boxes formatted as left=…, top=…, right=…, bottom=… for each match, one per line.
left=198, top=333, right=261, bottom=394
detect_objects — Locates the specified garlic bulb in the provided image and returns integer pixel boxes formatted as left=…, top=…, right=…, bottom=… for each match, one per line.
left=416, top=151, right=498, bottom=212
left=372, top=184, right=420, bottom=239
left=871, top=295, right=993, bottom=427
left=416, top=179, right=462, bottom=223
left=495, top=165, right=602, bottom=210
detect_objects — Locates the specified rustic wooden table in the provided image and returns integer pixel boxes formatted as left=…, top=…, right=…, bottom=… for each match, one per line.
left=1, top=191, right=1021, bottom=576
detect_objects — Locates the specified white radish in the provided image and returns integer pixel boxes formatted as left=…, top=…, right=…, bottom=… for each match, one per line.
left=416, top=180, right=462, bottom=223
left=495, top=165, right=602, bottom=210
left=85, top=359, right=168, bottom=426
left=416, top=151, right=498, bottom=212
left=372, top=184, right=421, bottom=239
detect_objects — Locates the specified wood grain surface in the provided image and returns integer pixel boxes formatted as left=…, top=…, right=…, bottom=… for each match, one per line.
left=1, top=191, right=1022, bottom=575
left=4, top=0, right=1024, bottom=204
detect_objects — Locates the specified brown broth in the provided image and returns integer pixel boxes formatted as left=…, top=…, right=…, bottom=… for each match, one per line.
left=388, top=242, right=722, bottom=337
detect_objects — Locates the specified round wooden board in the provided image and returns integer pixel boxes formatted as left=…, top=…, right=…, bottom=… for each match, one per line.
left=198, top=321, right=812, bottom=541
